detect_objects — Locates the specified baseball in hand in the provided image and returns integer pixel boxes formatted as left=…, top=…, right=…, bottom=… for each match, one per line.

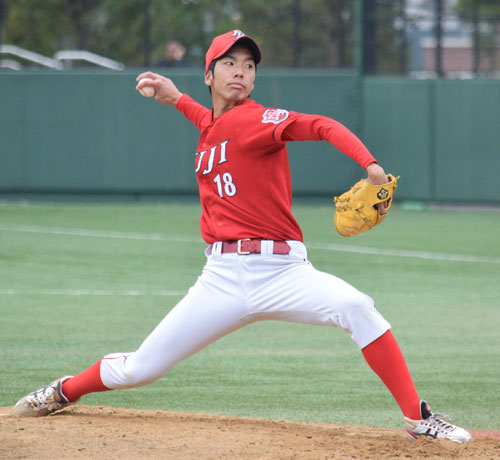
left=138, top=78, right=156, bottom=98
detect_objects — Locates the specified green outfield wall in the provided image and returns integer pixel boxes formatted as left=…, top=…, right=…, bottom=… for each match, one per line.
left=1, top=70, right=499, bottom=203
left=363, top=77, right=500, bottom=203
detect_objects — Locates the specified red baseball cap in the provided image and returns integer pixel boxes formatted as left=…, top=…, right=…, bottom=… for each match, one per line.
left=205, top=30, right=261, bottom=71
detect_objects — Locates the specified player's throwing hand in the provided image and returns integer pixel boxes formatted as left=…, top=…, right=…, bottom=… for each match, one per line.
left=136, top=72, right=183, bottom=106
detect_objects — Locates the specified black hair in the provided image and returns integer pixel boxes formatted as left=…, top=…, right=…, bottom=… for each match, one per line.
left=207, top=60, right=215, bottom=95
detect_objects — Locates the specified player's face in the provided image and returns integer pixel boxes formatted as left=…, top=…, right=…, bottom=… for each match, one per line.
left=205, top=46, right=256, bottom=105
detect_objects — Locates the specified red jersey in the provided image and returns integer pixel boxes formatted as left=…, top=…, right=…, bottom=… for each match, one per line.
left=176, top=95, right=376, bottom=244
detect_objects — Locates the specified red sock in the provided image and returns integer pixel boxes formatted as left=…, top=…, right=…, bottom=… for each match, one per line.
left=362, top=330, right=421, bottom=420
left=61, top=360, right=111, bottom=403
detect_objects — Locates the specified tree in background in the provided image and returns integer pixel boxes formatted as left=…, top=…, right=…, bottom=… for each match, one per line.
left=0, top=0, right=7, bottom=43
left=456, top=0, right=500, bottom=73
left=2, top=0, right=104, bottom=57
left=3, top=0, right=498, bottom=73
left=3, top=0, right=71, bottom=56
left=67, top=0, right=107, bottom=49
left=1, top=0, right=357, bottom=68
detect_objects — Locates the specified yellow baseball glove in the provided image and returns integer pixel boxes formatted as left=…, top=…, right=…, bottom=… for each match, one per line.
left=334, top=174, right=399, bottom=237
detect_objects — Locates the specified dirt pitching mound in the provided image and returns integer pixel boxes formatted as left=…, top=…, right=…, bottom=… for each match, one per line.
left=1, top=405, right=498, bottom=460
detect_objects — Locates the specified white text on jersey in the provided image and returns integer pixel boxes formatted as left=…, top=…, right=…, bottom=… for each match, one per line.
left=195, top=140, right=230, bottom=175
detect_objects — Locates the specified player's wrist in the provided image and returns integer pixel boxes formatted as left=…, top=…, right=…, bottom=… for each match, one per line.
left=174, top=92, right=187, bottom=108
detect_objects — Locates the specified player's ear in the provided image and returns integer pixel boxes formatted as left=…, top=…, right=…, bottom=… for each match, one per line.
left=204, top=70, right=213, bottom=88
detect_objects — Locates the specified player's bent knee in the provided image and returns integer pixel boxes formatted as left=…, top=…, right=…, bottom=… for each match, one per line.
left=340, top=291, right=375, bottom=316
left=337, top=293, right=391, bottom=349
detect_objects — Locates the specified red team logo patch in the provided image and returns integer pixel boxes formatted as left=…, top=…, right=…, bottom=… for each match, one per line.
left=262, top=109, right=289, bottom=124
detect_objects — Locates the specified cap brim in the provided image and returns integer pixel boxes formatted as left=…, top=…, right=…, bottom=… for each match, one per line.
left=233, top=36, right=261, bottom=65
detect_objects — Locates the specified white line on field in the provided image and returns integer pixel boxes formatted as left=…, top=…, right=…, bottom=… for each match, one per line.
left=308, top=243, right=500, bottom=264
left=0, top=289, right=184, bottom=296
left=1, top=223, right=499, bottom=264
left=0, top=224, right=202, bottom=243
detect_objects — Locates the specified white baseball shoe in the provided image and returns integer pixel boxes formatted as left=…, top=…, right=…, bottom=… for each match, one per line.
left=11, top=376, right=75, bottom=417
left=405, top=400, right=472, bottom=443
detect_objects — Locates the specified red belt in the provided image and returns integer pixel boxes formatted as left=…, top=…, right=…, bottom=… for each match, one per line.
left=221, top=239, right=291, bottom=255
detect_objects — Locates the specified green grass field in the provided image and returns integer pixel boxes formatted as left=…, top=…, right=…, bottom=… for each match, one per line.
left=1, top=201, right=499, bottom=431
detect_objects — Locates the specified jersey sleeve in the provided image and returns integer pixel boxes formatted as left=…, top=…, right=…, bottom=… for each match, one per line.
left=236, top=106, right=298, bottom=152
left=176, top=94, right=212, bottom=132
left=279, top=113, right=377, bottom=169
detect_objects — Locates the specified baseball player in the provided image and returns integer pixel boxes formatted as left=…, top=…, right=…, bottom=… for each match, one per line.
left=12, top=30, right=471, bottom=443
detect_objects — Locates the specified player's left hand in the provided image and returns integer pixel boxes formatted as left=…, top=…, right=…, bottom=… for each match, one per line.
left=333, top=170, right=399, bottom=237
left=366, top=163, right=389, bottom=216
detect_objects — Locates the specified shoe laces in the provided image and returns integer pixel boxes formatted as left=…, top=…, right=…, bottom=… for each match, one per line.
left=26, top=384, right=58, bottom=408
left=425, top=412, right=457, bottom=433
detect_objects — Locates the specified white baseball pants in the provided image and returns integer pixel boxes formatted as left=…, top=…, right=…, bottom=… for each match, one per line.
left=100, top=241, right=390, bottom=389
